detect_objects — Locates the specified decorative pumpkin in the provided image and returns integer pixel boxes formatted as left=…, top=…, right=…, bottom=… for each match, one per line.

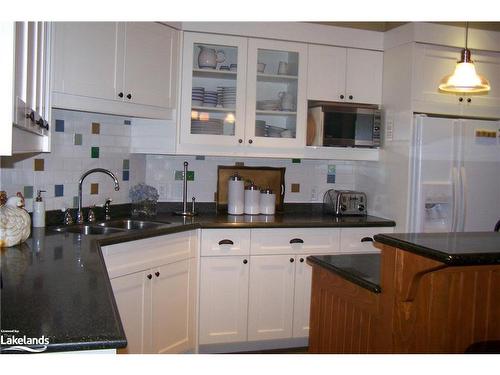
left=0, top=191, right=31, bottom=248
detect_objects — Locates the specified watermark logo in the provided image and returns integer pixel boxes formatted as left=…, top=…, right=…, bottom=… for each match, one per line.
left=1, top=329, right=49, bottom=353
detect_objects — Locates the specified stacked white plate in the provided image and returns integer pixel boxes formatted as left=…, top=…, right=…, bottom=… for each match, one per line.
left=255, top=121, right=283, bottom=138
left=192, top=87, right=204, bottom=106
left=217, top=86, right=236, bottom=109
left=191, top=119, right=224, bottom=135
left=203, top=90, right=218, bottom=108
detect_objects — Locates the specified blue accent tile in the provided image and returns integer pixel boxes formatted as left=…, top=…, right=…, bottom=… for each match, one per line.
left=327, top=174, right=336, bottom=184
left=55, top=184, right=64, bottom=197
left=55, top=119, right=65, bottom=132
left=124, top=120, right=131, bottom=125
left=195, top=155, right=205, bottom=160
left=122, top=170, right=129, bottom=181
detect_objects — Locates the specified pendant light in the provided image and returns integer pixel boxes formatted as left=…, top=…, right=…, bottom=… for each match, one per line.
left=438, top=22, right=490, bottom=93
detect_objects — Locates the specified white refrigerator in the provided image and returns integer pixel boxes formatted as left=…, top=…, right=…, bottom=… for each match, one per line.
left=409, top=115, right=500, bottom=232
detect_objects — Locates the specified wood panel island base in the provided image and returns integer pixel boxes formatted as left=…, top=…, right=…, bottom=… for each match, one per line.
left=308, top=232, right=500, bottom=354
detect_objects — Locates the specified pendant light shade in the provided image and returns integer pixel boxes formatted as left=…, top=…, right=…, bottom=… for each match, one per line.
left=438, top=24, right=491, bottom=93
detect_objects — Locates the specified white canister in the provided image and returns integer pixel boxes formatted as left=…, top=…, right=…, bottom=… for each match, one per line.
left=244, top=182, right=260, bottom=215
left=227, top=173, right=244, bottom=215
left=260, top=188, right=276, bottom=215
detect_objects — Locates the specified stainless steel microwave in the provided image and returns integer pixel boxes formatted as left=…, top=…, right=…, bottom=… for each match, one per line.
left=307, top=103, right=381, bottom=148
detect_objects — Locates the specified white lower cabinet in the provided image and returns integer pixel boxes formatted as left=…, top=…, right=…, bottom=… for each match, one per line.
left=339, top=227, right=394, bottom=254
left=199, top=256, right=249, bottom=345
left=247, top=255, right=296, bottom=341
left=103, top=231, right=198, bottom=354
left=292, top=256, right=312, bottom=338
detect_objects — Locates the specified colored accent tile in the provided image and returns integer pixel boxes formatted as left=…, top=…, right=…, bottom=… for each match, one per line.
left=74, top=133, right=83, bottom=145
left=122, top=170, right=130, bottom=181
left=327, top=174, right=336, bottom=184
left=122, top=159, right=130, bottom=170
left=23, top=186, right=34, bottom=199
left=55, top=184, right=64, bottom=197
left=175, top=170, right=184, bottom=180
left=91, top=122, right=100, bottom=134
left=292, top=159, right=301, bottom=164
left=195, top=155, right=205, bottom=160
left=328, top=164, right=336, bottom=175
left=291, top=183, right=300, bottom=193
left=124, top=120, right=131, bottom=125
left=34, top=159, right=45, bottom=171
left=186, top=171, right=195, bottom=181
left=91, top=147, right=100, bottom=158
left=90, top=183, right=99, bottom=195
left=73, top=196, right=79, bottom=208
left=55, top=119, right=65, bottom=132
left=235, top=162, right=244, bottom=166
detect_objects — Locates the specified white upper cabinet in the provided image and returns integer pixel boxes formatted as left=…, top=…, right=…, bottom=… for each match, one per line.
left=307, top=45, right=383, bottom=105
left=52, top=22, right=119, bottom=101
left=245, top=38, right=308, bottom=149
left=52, top=22, right=179, bottom=119
left=180, top=32, right=248, bottom=147
left=2, top=22, right=51, bottom=156
left=119, top=22, right=178, bottom=110
left=411, top=43, right=500, bottom=118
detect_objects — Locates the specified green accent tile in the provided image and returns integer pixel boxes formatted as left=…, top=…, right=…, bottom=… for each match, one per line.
left=292, top=159, right=301, bottom=164
left=235, top=162, right=244, bottom=166
left=34, top=159, right=45, bottom=171
left=91, top=146, right=100, bottom=158
left=175, top=170, right=184, bottom=180
left=328, top=164, right=336, bottom=175
left=74, top=133, right=83, bottom=145
left=91, top=122, right=100, bottom=134
left=123, top=159, right=130, bottom=170
left=186, top=171, right=195, bottom=181
left=73, top=196, right=79, bottom=208
left=23, top=186, right=34, bottom=199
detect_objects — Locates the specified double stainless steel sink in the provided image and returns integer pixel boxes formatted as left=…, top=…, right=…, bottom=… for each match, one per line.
left=52, top=219, right=170, bottom=235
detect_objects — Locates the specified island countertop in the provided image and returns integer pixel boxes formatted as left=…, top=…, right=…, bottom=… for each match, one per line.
left=0, top=207, right=395, bottom=353
left=374, top=232, right=500, bottom=266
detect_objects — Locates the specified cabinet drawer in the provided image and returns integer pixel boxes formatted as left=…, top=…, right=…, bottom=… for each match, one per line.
left=102, top=230, right=197, bottom=278
left=201, top=229, right=251, bottom=256
left=250, top=228, right=340, bottom=255
left=339, top=227, right=394, bottom=254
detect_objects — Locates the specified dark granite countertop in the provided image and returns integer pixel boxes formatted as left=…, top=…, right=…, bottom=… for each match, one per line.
left=307, top=254, right=381, bottom=293
left=374, top=232, right=500, bottom=266
left=1, top=205, right=394, bottom=353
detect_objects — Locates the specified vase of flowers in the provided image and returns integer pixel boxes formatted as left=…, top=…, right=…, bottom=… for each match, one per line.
left=129, top=183, right=159, bottom=217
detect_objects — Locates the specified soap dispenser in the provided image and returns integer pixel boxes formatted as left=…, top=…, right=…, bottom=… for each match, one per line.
left=33, top=190, right=46, bottom=227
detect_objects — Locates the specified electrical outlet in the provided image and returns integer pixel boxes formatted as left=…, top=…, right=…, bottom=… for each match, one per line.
left=311, top=186, right=318, bottom=201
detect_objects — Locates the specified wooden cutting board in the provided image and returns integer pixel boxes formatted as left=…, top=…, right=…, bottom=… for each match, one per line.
left=307, top=112, right=316, bottom=146
left=216, top=165, right=286, bottom=212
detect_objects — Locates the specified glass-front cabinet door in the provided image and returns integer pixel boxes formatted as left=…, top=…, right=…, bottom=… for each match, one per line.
left=245, top=39, right=308, bottom=148
left=180, top=32, right=248, bottom=146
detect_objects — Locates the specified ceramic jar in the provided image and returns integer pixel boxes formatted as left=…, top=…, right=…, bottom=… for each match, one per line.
left=244, top=182, right=260, bottom=215
left=260, top=188, right=276, bottom=215
left=198, top=46, right=226, bottom=69
left=227, top=173, right=244, bottom=215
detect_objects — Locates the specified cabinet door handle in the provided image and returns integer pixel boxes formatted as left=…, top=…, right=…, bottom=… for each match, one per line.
left=459, top=97, right=463, bottom=102
left=118, top=92, right=124, bottom=98
left=467, top=98, right=472, bottom=103
left=238, top=139, right=243, bottom=144
left=361, top=237, right=374, bottom=242
left=155, top=271, right=160, bottom=277
left=348, top=95, right=353, bottom=100
left=340, top=94, right=344, bottom=99
left=289, top=238, right=304, bottom=244
left=248, top=139, right=253, bottom=144
left=243, top=259, right=248, bottom=264
left=289, top=258, right=295, bottom=263
left=218, top=239, right=234, bottom=246
left=26, top=111, right=35, bottom=122
left=147, top=274, right=152, bottom=280
left=299, top=258, right=304, bottom=263
left=126, top=93, right=132, bottom=100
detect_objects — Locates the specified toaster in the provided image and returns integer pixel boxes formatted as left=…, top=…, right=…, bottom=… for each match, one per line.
left=323, top=189, right=367, bottom=216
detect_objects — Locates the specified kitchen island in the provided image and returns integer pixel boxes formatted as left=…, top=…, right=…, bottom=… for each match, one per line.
left=0, top=205, right=394, bottom=353
left=307, top=232, right=500, bottom=353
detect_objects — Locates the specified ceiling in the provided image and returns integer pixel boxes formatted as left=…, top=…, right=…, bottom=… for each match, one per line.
left=313, top=22, right=500, bottom=32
